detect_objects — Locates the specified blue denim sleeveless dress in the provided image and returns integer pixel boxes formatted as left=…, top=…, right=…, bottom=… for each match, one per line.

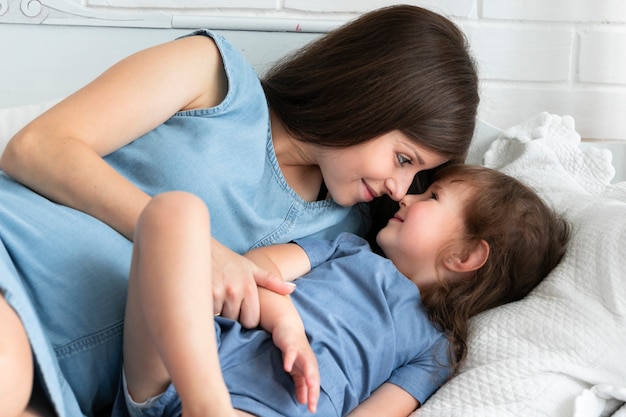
left=0, top=30, right=365, bottom=417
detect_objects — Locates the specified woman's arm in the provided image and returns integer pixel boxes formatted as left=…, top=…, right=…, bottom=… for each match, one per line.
left=244, top=244, right=320, bottom=412
left=0, top=36, right=295, bottom=327
left=347, top=383, right=419, bottom=417
left=0, top=34, right=226, bottom=240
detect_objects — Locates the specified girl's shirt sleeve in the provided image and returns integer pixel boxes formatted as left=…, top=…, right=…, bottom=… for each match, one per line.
left=293, top=232, right=369, bottom=270
left=387, top=336, right=452, bottom=405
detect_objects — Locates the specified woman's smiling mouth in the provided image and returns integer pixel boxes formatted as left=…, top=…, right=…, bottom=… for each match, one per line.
left=362, top=180, right=378, bottom=202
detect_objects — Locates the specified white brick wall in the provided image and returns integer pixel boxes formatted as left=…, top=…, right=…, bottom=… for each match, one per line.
left=482, top=0, right=626, bottom=23
left=2, top=0, right=625, bottom=140
left=579, top=29, right=626, bottom=85
left=476, top=0, right=626, bottom=140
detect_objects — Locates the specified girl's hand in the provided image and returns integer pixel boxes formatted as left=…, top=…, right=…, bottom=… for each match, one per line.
left=272, top=322, right=320, bottom=414
left=211, top=239, right=295, bottom=328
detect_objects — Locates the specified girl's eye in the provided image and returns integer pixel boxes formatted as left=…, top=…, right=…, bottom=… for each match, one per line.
left=397, top=154, right=412, bottom=165
left=430, top=192, right=438, bottom=200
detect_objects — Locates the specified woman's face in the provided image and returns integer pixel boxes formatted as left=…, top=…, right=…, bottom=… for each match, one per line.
left=317, top=131, right=447, bottom=206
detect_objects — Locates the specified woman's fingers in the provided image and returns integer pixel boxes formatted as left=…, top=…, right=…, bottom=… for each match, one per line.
left=211, top=240, right=295, bottom=328
left=255, top=269, right=296, bottom=295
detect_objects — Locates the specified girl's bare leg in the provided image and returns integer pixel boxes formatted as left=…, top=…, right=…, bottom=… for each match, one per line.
left=123, top=191, right=236, bottom=417
left=0, top=295, right=34, bottom=417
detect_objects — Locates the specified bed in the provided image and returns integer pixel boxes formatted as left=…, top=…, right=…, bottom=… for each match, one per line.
left=1, top=17, right=625, bottom=417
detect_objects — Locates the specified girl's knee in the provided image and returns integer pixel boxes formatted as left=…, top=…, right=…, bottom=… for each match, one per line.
left=0, top=296, right=34, bottom=417
left=138, top=192, right=210, bottom=236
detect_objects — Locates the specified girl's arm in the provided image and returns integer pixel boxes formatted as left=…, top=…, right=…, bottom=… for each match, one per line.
left=244, top=244, right=320, bottom=413
left=347, top=383, right=420, bottom=417
left=0, top=35, right=225, bottom=241
left=244, top=243, right=312, bottom=283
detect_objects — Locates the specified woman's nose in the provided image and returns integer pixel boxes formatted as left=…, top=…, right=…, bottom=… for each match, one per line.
left=385, top=173, right=415, bottom=201
left=385, top=181, right=405, bottom=201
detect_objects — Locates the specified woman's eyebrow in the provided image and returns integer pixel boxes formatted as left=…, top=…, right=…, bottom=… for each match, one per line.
left=413, top=151, right=425, bottom=165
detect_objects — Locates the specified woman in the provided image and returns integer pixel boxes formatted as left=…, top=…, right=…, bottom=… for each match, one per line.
left=0, top=5, right=478, bottom=417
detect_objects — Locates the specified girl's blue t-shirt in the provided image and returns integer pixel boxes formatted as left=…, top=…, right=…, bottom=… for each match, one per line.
left=0, top=30, right=365, bottom=416
left=223, top=233, right=451, bottom=416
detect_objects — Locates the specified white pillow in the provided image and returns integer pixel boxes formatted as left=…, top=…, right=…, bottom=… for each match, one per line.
left=0, top=99, right=60, bottom=155
left=415, top=113, right=626, bottom=417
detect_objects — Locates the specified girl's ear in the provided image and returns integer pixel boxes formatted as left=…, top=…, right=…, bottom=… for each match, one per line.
left=445, top=240, right=489, bottom=273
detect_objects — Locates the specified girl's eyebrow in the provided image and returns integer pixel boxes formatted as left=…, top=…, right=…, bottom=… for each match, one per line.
left=427, top=183, right=440, bottom=193
left=430, top=183, right=447, bottom=197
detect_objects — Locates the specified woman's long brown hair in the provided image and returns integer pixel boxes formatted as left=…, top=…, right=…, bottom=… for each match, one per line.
left=262, top=5, right=479, bottom=162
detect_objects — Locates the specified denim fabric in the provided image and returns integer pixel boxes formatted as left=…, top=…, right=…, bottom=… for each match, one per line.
left=0, top=241, right=86, bottom=417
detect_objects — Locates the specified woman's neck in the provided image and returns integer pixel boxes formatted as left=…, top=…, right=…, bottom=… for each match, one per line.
left=270, top=110, right=324, bottom=202
left=270, top=110, right=314, bottom=166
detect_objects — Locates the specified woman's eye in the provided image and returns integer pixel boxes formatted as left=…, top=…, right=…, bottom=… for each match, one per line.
left=397, top=154, right=411, bottom=165
left=430, top=192, right=438, bottom=200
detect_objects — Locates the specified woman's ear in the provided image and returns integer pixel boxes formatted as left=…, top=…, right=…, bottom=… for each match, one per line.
left=445, top=240, right=489, bottom=273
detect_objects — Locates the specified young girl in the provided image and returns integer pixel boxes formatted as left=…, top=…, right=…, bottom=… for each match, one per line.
left=115, top=165, right=570, bottom=417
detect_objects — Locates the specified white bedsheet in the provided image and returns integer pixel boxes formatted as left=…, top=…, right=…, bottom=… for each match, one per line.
left=415, top=113, right=626, bottom=417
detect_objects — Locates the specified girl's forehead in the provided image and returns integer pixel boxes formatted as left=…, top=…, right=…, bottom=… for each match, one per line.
left=433, top=176, right=468, bottom=189
left=432, top=177, right=476, bottom=200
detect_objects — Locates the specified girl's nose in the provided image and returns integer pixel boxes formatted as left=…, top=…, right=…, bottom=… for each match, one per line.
left=400, top=193, right=428, bottom=207
left=399, top=192, right=424, bottom=207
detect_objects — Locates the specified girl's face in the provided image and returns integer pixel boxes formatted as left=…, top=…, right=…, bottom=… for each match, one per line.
left=376, top=178, right=469, bottom=289
left=317, top=131, right=447, bottom=206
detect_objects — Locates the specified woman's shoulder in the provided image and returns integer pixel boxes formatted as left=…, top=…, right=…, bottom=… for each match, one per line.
left=179, top=31, right=258, bottom=84
left=174, top=30, right=264, bottom=113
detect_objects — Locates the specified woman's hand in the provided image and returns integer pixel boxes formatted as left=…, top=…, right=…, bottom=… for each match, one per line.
left=210, top=239, right=295, bottom=328
left=272, top=319, right=320, bottom=414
